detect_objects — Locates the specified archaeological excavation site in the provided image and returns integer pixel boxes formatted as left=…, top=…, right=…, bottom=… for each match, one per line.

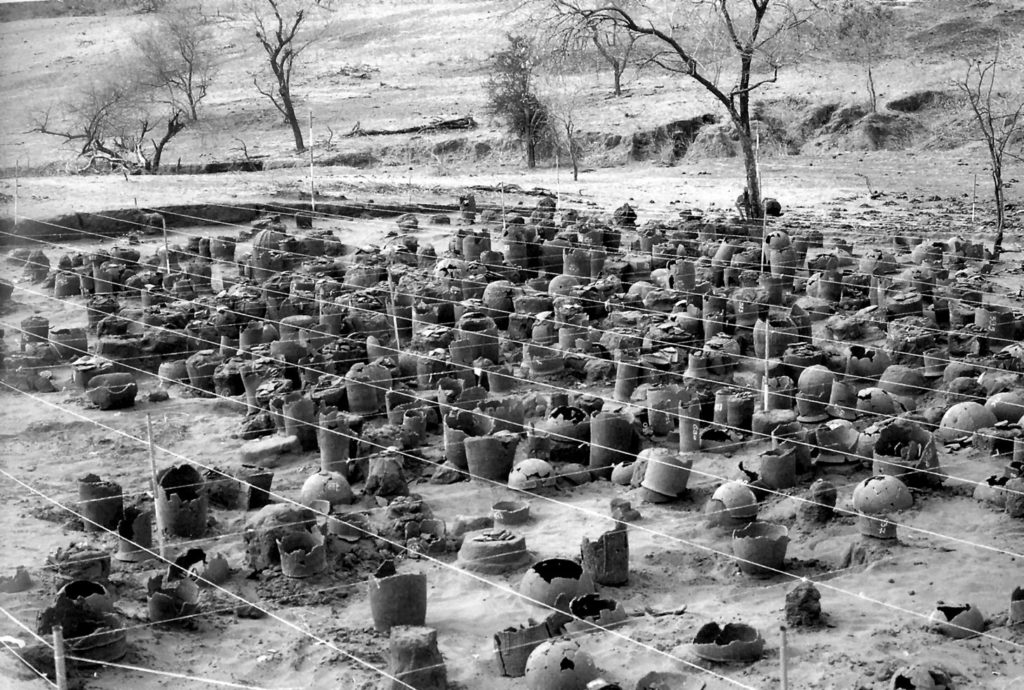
left=1, top=1, right=1023, bottom=689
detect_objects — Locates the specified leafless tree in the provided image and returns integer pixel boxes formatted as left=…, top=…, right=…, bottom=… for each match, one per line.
left=537, top=0, right=823, bottom=218
left=541, top=73, right=588, bottom=180
left=956, top=46, right=1024, bottom=258
left=248, top=0, right=333, bottom=152
left=134, top=4, right=217, bottom=121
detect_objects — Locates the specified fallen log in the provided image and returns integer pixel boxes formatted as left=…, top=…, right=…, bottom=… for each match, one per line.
left=345, top=116, right=477, bottom=137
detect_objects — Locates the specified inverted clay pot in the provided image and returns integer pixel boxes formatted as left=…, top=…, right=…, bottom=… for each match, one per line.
left=929, top=603, right=985, bottom=639
left=519, top=558, right=595, bottom=610
left=524, top=639, right=599, bottom=690
left=705, top=482, right=758, bottom=528
left=639, top=448, right=693, bottom=502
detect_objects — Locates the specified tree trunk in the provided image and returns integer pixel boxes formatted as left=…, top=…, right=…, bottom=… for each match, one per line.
left=992, top=161, right=1004, bottom=258
left=526, top=136, right=536, bottom=169
left=866, top=65, right=877, bottom=113
left=613, top=65, right=622, bottom=97
left=572, top=155, right=579, bottom=182
left=738, top=128, right=763, bottom=218
left=280, top=84, right=305, bottom=152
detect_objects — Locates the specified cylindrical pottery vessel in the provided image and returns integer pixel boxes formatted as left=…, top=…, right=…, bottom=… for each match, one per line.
left=282, top=392, right=317, bottom=451
left=155, top=465, right=208, bottom=538
left=732, top=522, right=789, bottom=577
left=464, top=433, right=519, bottom=481
left=679, top=399, right=701, bottom=452
left=589, top=411, right=639, bottom=479
left=78, top=475, right=123, bottom=533
left=757, top=447, right=796, bottom=489
left=368, top=566, right=427, bottom=632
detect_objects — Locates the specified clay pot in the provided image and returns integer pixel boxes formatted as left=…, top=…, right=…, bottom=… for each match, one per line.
left=705, top=481, right=758, bottom=528
left=853, top=475, right=912, bottom=517
left=147, top=574, right=200, bottom=623
left=678, top=399, right=701, bottom=452
left=114, top=506, right=153, bottom=563
left=494, top=621, right=551, bottom=678
left=457, top=529, right=531, bottom=574
left=86, top=373, right=138, bottom=410
left=464, top=432, right=520, bottom=481
left=300, top=470, right=353, bottom=508
left=639, top=448, right=693, bottom=502
left=317, top=408, right=351, bottom=474
left=753, top=317, right=798, bottom=358
left=519, top=558, right=594, bottom=609
left=613, top=358, right=641, bottom=402
left=524, top=639, right=599, bottom=689
left=49, top=327, right=88, bottom=360
left=589, top=411, right=639, bottom=479
left=757, top=447, right=796, bottom=489
left=155, top=464, right=208, bottom=538
left=732, top=522, right=789, bottom=577
left=78, top=474, right=123, bottom=533
left=938, top=401, right=998, bottom=442
left=277, top=530, right=327, bottom=578
left=368, top=563, right=427, bottom=632
left=508, top=458, right=556, bottom=491
left=691, top=622, right=765, bottom=662
left=929, top=604, right=985, bottom=639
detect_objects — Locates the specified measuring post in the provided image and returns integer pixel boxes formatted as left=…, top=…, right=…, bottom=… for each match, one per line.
left=309, top=110, right=316, bottom=214
left=52, top=625, right=68, bottom=690
left=146, top=414, right=167, bottom=560
left=780, top=625, right=789, bottom=689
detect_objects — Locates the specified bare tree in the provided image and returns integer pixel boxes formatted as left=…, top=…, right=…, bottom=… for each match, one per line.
left=539, top=0, right=822, bottom=218
left=134, top=4, right=217, bottom=121
left=829, top=0, right=897, bottom=113
left=956, top=46, right=1024, bottom=259
left=249, top=0, right=332, bottom=152
left=31, top=52, right=189, bottom=173
left=591, top=21, right=637, bottom=96
left=542, top=73, right=588, bottom=180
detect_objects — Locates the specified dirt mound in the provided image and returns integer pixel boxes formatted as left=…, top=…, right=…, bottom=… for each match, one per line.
left=687, top=118, right=791, bottom=160
left=627, top=115, right=718, bottom=163
left=833, top=112, right=925, bottom=151
left=887, top=90, right=955, bottom=113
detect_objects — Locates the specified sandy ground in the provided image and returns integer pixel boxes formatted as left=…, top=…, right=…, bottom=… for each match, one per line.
left=0, top=159, right=1023, bottom=689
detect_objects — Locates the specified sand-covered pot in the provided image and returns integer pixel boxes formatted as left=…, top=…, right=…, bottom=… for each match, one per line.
left=184, top=349, right=220, bottom=394
left=800, top=479, right=837, bottom=523
left=457, top=529, right=532, bottom=574
left=929, top=603, right=985, bottom=639
left=368, top=561, right=427, bottom=632
left=114, top=506, right=153, bottom=562
left=639, top=448, right=693, bottom=502
left=519, top=558, right=595, bottom=610
left=78, top=474, right=123, bottom=533
left=37, top=600, right=127, bottom=664
left=732, top=522, right=789, bottom=577
left=691, top=622, right=765, bottom=663
left=85, top=373, right=138, bottom=410
left=524, top=639, right=599, bottom=690
left=757, top=446, right=796, bottom=489
left=888, top=665, right=954, bottom=690
left=277, top=530, right=327, bottom=578
left=146, top=574, right=200, bottom=623
left=50, top=327, right=88, bottom=360
left=156, top=464, right=208, bottom=538
left=301, top=469, right=353, bottom=508
left=705, top=481, right=758, bottom=528
left=986, top=390, right=1024, bottom=423
left=938, top=401, right=998, bottom=442
left=589, top=411, right=639, bottom=479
